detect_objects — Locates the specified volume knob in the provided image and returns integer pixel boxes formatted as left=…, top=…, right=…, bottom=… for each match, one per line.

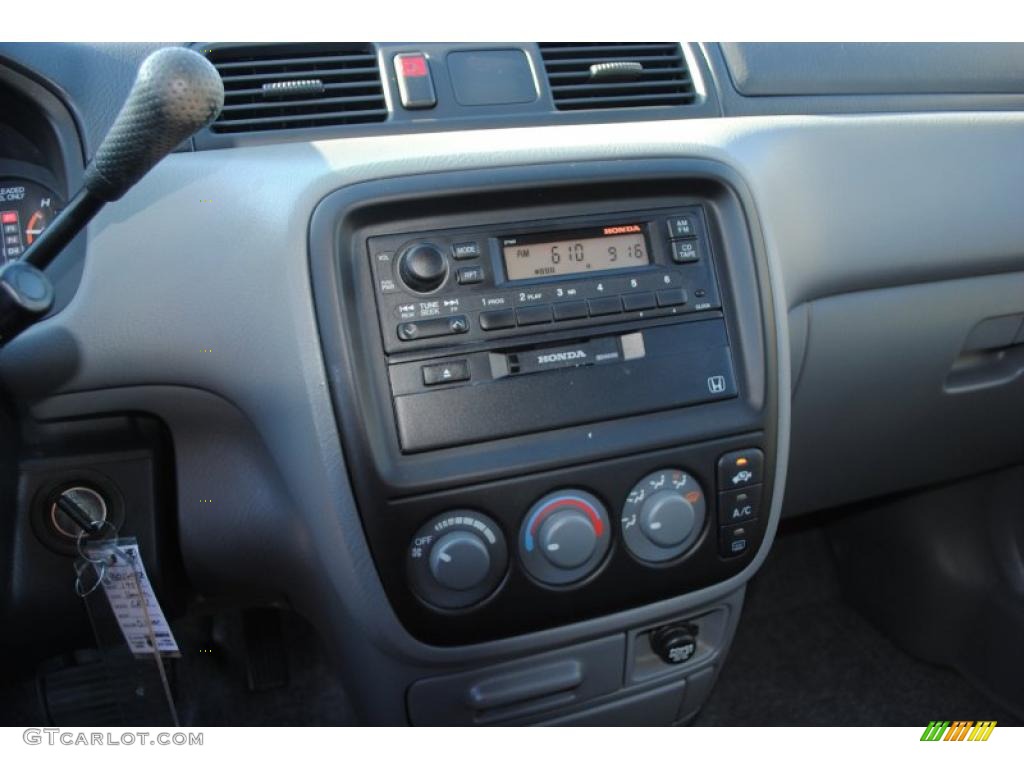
left=399, top=243, right=448, bottom=293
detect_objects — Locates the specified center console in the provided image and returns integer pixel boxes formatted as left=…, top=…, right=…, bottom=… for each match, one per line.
left=310, top=159, right=778, bottom=652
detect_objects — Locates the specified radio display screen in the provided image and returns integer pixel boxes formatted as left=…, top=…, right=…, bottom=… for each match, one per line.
left=502, top=223, right=650, bottom=281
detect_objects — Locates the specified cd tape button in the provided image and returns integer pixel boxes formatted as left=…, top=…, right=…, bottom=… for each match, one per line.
left=671, top=239, right=700, bottom=263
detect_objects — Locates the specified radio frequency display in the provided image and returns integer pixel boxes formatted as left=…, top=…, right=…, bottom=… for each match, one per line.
left=502, top=223, right=650, bottom=281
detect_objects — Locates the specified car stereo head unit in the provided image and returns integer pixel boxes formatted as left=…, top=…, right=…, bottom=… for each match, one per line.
left=368, top=206, right=722, bottom=354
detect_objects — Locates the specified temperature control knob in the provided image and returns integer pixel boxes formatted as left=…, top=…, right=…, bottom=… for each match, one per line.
left=519, top=490, right=611, bottom=586
left=408, top=511, right=508, bottom=610
left=621, top=469, right=706, bottom=563
left=398, top=243, right=448, bottom=293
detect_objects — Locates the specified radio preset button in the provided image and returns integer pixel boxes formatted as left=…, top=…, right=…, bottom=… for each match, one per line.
left=667, top=215, right=697, bottom=239
left=657, top=288, right=687, bottom=307
left=456, top=265, right=485, bottom=285
left=516, top=305, right=553, bottom=326
left=422, top=359, right=470, bottom=386
left=671, top=239, right=700, bottom=263
left=553, top=300, right=589, bottom=321
left=452, top=241, right=481, bottom=259
left=588, top=296, right=623, bottom=316
left=480, top=308, right=516, bottom=330
left=622, top=292, right=656, bottom=312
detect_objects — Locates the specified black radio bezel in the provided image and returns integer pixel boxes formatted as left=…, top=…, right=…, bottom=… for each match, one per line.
left=309, top=159, right=777, bottom=645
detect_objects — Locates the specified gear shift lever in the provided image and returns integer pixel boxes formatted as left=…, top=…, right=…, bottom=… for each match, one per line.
left=0, top=46, right=223, bottom=344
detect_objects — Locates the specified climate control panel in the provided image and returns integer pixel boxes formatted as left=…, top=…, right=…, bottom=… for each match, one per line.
left=403, top=445, right=766, bottom=616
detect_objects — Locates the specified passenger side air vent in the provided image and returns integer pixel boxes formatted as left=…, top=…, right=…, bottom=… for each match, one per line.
left=539, top=43, right=696, bottom=111
left=203, top=43, right=387, bottom=133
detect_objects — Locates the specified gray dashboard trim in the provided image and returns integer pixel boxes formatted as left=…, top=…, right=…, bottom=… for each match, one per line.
left=6, top=110, right=1024, bottom=717
left=721, top=43, right=1024, bottom=96
left=0, top=119, right=792, bottom=722
left=708, top=43, right=1024, bottom=116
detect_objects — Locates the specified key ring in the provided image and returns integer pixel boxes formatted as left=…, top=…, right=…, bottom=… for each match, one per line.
left=73, top=557, right=108, bottom=597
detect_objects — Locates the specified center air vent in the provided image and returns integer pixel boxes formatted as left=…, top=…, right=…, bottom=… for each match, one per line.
left=204, top=43, right=387, bottom=133
left=539, top=43, right=696, bottom=111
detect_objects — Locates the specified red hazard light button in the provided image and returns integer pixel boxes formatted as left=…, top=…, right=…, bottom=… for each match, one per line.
left=394, top=53, right=436, bottom=109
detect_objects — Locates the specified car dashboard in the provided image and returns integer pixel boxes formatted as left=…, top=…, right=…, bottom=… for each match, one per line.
left=1, top=41, right=1023, bottom=725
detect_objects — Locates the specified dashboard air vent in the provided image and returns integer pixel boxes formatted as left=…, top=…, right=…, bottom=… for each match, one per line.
left=539, top=43, right=696, bottom=111
left=204, top=43, right=387, bottom=133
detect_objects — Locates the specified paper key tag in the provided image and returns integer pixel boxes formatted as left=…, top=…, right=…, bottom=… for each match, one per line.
left=90, top=540, right=180, bottom=658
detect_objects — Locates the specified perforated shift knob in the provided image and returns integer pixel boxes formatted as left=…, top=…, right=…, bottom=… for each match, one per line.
left=84, top=47, right=224, bottom=201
